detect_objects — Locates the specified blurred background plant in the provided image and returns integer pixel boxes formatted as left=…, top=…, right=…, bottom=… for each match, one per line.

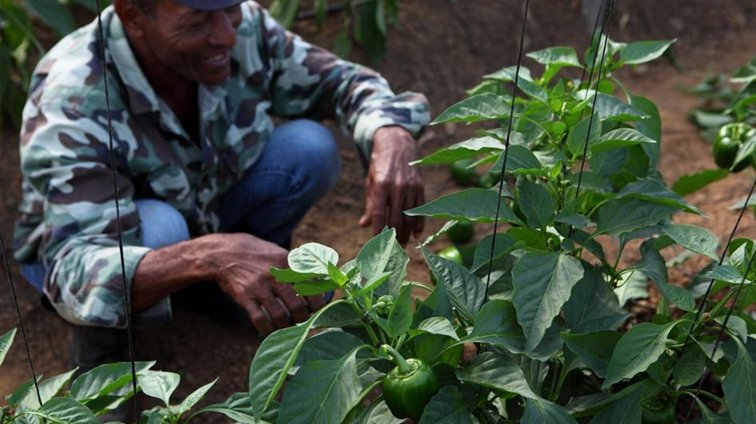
left=269, top=0, right=401, bottom=59
left=0, top=0, right=109, bottom=130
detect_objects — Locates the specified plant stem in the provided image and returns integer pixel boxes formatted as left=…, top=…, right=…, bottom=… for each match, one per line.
left=382, top=344, right=412, bottom=374
left=362, top=318, right=381, bottom=347
left=682, top=389, right=726, bottom=406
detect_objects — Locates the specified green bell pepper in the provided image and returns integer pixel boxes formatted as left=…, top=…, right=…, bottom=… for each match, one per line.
left=713, top=122, right=756, bottom=172
left=381, top=345, right=439, bottom=421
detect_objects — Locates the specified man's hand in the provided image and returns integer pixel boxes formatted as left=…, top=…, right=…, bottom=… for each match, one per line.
left=210, top=233, right=325, bottom=335
left=359, top=126, right=425, bottom=245
left=133, top=233, right=325, bottom=336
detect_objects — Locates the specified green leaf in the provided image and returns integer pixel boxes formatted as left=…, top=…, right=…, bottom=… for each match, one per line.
left=278, top=347, right=365, bottom=424
left=618, top=39, right=675, bottom=65
left=139, top=371, right=180, bottom=407
left=618, top=178, right=700, bottom=214
left=20, top=369, right=78, bottom=409
left=522, top=398, right=578, bottom=424
left=0, top=327, right=16, bottom=367
left=355, top=229, right=407, bottom=298
left=70, top=361, right=154, bottom=401
left=733, top=56, right=756, bottom=83
left=603, top=321, right=683, bottom=388
left=672, top=348, right=707, bottom=386
left=591, top=128, right=657, bottom=154
left=489, top=145, right=544, bottom=174
left=710, top=264, right=748, bottom=285
left=332, top=28, right=353, bottom=57
left=563, top=331, right=622, bottom=378
left=269, top=267, right=322, bottom=283
left=288, top=243, right=339, bottom=274
left=432, top=93, right=512, bottom=124
left=596, top=198, right=677, bottom=236
left=580, top=91, right=650, bottom=121
left=588, top=388, right=642, bottom=424
left=189, top=392, right=260, bottom=423
left=28, top=397, right=97, bottom=424
left=416, top=317, right=459, bottom=340
left=512, top=252, right=584, bottom=352
left=269, top=0, right=300, bottom=28
left=637, top=243, right=696, bottom=311
left=471, top=233, right=519, bottom=271
left=527, top=46, right=581, bottom=67
left=673, top=169, right=729, bottom=196
left=462, top=299, right=525, bottom=353
left=314, top=0, right=328, bottom=26
left=386, top=285, right=412, bottom=340
left=661, top=223, right=719, bottom=260
left=174, top=378, right=218, bottom=417
left=723, top=340, right=756, bottom=424
left=483, top=65, right=534, bottom=83
left=248, top=300, right=347, bottom=418
left=298, top=330, right=367, bottom=365
left=293, top=279, right=341, bottom=296
left=412, top=136, right=504, bottom=165
left=485, top=66, right=548, bottom=104
left=406, top=188, right=523, bottom=224
left=517, top=179, right=555, bottom=228
left=456, top=352, right=537, bottom=399
left=418, top=386, right=476, bottom=424
left=22, top=0, right=76, bottom=36
left=7, top=377, right=37, bottom=407
left=423, top=249, right=486, bottom=325
left=695, top=398, right=732, bottom=424
left=567, top=113, right=602, bottom=157
left=347, top=399, right=404, bottom=424
left=630, top=95, right=662, bottom=168
left=614, top=270, right=648, bottom=305
left=563, top=266, right=628, bottom=333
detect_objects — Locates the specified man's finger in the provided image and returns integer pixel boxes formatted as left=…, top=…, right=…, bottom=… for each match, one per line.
left=245, top=300, right=274, bottom=336
left=390, top=186, right=407, bottom=244
left=263, top=295, right=292, bottom=330
left=272, top=282, right=309, bottom=323
left=305, top=293, right=326, bottom=312
left=371, top=184, right=389, bottom=235
left=413, top=185, right=425, bottom=236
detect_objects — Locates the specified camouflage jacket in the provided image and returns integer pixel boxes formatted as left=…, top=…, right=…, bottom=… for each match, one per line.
left=13, top=2, right=429, bottom=328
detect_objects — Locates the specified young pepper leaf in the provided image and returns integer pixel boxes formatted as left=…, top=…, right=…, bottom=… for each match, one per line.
left=602, top=320, right=687, bottom=389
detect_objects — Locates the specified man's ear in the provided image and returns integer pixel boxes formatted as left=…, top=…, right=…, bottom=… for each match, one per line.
left=114, top=0, right=146, bottom=37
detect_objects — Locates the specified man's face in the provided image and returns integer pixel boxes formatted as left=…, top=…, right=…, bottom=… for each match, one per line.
left=133, top=1, right=243, bottom=86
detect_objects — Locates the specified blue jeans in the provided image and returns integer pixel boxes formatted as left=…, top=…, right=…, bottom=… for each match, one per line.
left=21, top=119, right=340, bottom=291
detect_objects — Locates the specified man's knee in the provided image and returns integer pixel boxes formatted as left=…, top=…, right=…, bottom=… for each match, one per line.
left=135, top=199, right=190, bottom=249
left=272, top=119, right=341, bottom=193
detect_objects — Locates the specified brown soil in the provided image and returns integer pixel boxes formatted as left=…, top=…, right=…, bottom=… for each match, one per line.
left=1, top=0, right=756, bottom=420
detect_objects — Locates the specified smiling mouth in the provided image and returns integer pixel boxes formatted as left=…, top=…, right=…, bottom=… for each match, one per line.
left=203, top=51, right=231, bottom=67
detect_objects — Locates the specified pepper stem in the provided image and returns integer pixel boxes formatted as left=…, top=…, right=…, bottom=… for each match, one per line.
left=381, top=344, right=412, bottom=374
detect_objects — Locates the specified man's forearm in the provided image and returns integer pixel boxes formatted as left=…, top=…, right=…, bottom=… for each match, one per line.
left=131, top=235, right=218, bottom=312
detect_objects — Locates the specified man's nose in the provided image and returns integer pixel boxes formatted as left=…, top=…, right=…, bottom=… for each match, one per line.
left=208, top=11, right=237, bottom=48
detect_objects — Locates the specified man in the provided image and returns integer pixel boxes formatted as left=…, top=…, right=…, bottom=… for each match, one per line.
left=13, top=0, right=429, bottom=372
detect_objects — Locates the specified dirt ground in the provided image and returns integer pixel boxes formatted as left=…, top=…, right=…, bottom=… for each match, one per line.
left=1, top=0, right=756, bottom=420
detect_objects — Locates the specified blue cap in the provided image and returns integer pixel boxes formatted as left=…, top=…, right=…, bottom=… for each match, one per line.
left=175, top=0, right=246, bottom=11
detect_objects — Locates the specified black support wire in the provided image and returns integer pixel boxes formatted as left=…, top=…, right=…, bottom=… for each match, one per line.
left=1, top=233, right=42, bottom=407
left=677, top=177, right=756, bottom=357
left=574, top=0, right=615, bottom=203
left=94, top=0, right=139, bottom=415
left=679, top=177, right=756, bottom=420
left=484, top=0, right=531, bottom=300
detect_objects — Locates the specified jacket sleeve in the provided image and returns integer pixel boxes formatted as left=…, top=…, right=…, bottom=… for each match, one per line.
left=20, top=94, right=169, bottom=328
left=250, top=4, right=430, bottom=159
